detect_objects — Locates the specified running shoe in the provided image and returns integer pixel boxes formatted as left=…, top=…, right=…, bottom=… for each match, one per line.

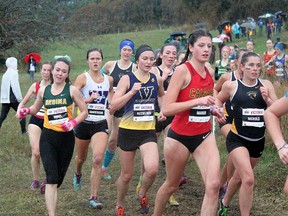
left=115, top=205, right=124, bottom=216
left=30, top=180, right=39, bottom=190
left=39, top=179, right=47, bottom=194
left=179, top=176, right=188, bottom=187
left=73, top=173, right=82, bottom=190
left=217, top=199, right=228, bottom=216
left=169, top=194, right=179, bottom=206
left=136, top=176, right=142, bottom=196
left=89, top=196, right=103, bottom=209
left=138, top=195, right=149, bottom=214
left=101, top=169, right=112, bottom=180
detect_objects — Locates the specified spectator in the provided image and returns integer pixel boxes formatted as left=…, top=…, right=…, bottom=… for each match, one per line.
left=258, top=19, right=264, bottom=36
left=224, top=24, right=233, bottom=42
left=28, top=55, right=37, bottom=83
left=0, top=57, right=26, bottom=134
left=217, top=23, right=223, bottom=34
left=232, top=22, right=240, bottom=39
left=266, top=19, right=274, bottom=39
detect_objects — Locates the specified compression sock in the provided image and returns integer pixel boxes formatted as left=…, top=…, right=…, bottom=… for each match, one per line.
left=102, top=148, right=115, bottom=170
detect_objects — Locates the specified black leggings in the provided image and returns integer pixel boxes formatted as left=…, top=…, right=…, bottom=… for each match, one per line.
left=40, top=128, right=75, bottom=187
left=0, top=102, right=26, bottom=132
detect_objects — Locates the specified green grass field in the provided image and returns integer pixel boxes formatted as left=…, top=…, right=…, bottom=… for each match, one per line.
left=0, top=27, right=287, bottom=215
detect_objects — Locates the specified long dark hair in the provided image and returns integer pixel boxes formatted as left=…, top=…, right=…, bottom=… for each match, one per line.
left=180, top=29, right=212, bottom=65
left=240, top=52, right=260, bottom=65
left=51, top=57, right=71, bottom=84
left=154, top=43, right=177, bottom=66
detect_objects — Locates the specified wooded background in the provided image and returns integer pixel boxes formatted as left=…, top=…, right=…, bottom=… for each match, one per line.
left=0, top=0, right=287, bottom=61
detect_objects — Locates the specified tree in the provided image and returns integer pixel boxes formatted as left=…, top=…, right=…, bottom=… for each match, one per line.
left=0, top=0, right=71, bottom=61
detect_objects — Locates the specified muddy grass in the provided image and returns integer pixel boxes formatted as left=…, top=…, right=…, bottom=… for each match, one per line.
left=0, top=129, right=287, bottom=215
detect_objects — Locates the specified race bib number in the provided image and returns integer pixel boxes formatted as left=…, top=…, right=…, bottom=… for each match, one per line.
left=133, top=103, right=154, bottom=122
left=47, top=106, right=68, bottom=125
left=189, top=106, right=210, bottom=122
left=86, top=103, right=106, bottom=122
left=242, top=108, right=264, bottom=127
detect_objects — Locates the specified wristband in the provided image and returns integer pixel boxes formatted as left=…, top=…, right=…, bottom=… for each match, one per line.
left=19, top=107, right=31, bottom=118
left=61, top=119, right=78, bottom=132
left=210, top=106, right=217, bottom=115
left=70, top=119, right=78, bottom=127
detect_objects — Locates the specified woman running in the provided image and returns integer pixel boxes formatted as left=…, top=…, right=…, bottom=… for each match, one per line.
left=136, top=43, right=182, bottom=206
left=112, top=44, right=164, bottom=215
left=100, top=39, right=136, bottom=180
left=18, top=58, right=88, bottom=216
left=154, top=29, right=223, bottom=216
left=17, top=61, right=52, bottom=193
left=262, top=39, right=276, bottom=79
left=215, top=46, right=232, bottom=80
left=73, top=48, right=114, bottom=209
left=216, top=52, right=277, bottom=216
left=213, top=48, right=248, bottom=199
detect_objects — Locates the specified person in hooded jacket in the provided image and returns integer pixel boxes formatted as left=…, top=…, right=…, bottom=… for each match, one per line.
left=0, top=57, right=26, bottom=133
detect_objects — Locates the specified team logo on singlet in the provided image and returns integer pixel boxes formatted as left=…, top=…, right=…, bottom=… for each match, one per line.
left=139, top=86, right=154, bottom=100
left=247, top=91, right=257, bottom=99
left=89, top=89, right=107, bottom=104
left=189, top=88, right=213, bottom=98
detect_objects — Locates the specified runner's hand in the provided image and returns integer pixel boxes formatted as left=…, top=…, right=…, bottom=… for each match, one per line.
left=61, top=119, right=78, bottom=132
left=19, top=107, right=31, bottom=119
left=157, top=111, right=167, bottom=122
left=197, top=96, right=216, bottom=107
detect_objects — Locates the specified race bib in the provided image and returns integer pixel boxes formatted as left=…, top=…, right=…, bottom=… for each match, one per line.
left=47, top=106, right=68, bottom=125
left=133, top=103, right=154, bottom=122
left=242, top=108, right=264, bottom=127
left=86, top=103, right=106, bottom=122
left=189, top=106, right=210, bottom=122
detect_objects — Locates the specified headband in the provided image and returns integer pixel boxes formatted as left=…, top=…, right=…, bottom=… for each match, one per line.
left=120, top=39, right=135, bottom=52
left=54, top=55, right=72, bottom=62
left=135, top=45, right=154, bottom=62
left=275, top=43, right=284, bottom=51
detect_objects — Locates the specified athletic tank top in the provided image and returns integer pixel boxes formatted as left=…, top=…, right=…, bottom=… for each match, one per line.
left=231, top=79, right=267, bottom=140
left=171, top=62, right=214, bottom=136
left=81, top=72, right=110, bottom=123
left=34, top=81, right=45, bottom=119
left=110, top=61, right=134, bottom=87
left=218, top=60, right=231, bottom=78
left=275, top=54, right=287, bottom=77
left=43, top=83, right=74, bottom=132
left=119, top=72, right=158, bottom=130
left=158, top=66, right=173, bottom=91
left=263, top=51, right=276, bottom=75
left=154, top=66, right=174, bottom=113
